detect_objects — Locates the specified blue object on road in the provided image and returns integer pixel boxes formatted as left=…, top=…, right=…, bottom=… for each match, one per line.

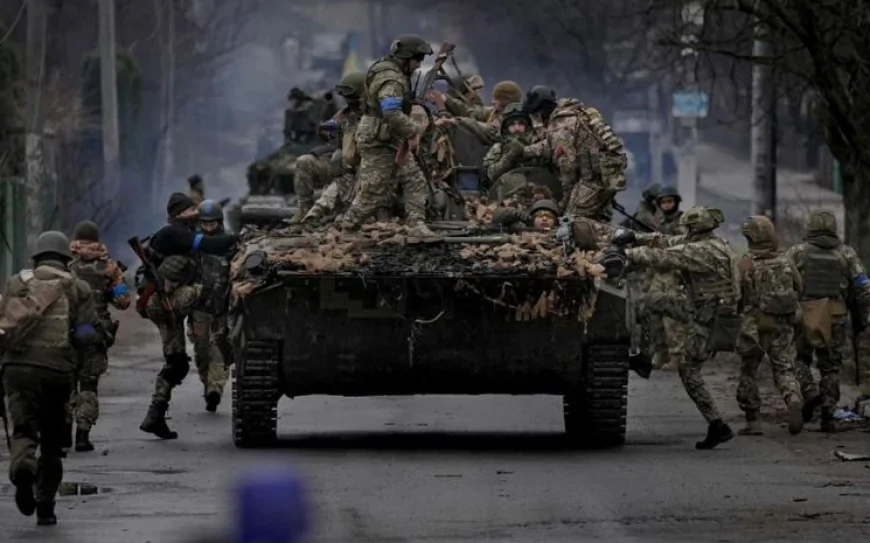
left=672, top=91, right=709, bottom=118
left=235, top=464, right=309, bottom=543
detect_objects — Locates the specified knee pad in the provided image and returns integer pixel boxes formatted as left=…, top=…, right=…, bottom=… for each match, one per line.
left=159, top=353, right=191, bottom=386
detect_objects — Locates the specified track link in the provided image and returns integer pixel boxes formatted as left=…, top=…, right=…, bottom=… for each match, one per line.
left=232, top=340, right=280, bottom=447
left=563, top=343, right=629, bottom=447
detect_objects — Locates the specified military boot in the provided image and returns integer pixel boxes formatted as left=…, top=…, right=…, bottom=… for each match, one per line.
left=205, top=390, right=221, bottom=413
left=802, top=395, right=822, bottom=423
left=787, top=397, right=804, bottom=435
left=695, top=419, right=735, bottom=450
left=75, top=428, right=95, bottom=452
left=35, top=501, right=57, bottom=526
left=139, top=404, right=178, bottom=440
left=738, top=413, right=763, bottom=436
left=820, top=407, right=838, bottom=433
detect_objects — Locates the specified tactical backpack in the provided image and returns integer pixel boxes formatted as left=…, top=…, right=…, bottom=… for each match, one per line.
left=750, top=256, right=800, bottom=315
left=0, top=268, right=72, bottom=351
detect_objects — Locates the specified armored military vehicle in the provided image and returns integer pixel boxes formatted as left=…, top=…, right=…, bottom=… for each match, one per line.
left=227, top=218, right=631, bottom=449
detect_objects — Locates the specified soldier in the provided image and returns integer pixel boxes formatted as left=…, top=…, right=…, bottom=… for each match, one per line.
left=138, top=193, right=238, bottom=439
left=188, top=199, right=232, bottom=412
left=339, top=35, right=434, bottom=235
left=605, top=206, right=737, bottom=449
left=491, top=199, right=561, bottom=232
left=655, top=186, right=683, bottom=234
left=483, top=103, right=550, bottom=184
left=645, top=185, right=685, bottom=369
left=291, top=72, right=367, bottom=221
left=67, top=220, right=132, bottom=452
left=0, top=231, right=100, bottom=525
left=188, top=174, right=205, bottom=205
left=623, top=183, right=660, bottom=229
left=522, top=86, right=628, bottom=220
left=786, top=209, right=870, bottom=431
left=735, top=216, right=805, bottom=435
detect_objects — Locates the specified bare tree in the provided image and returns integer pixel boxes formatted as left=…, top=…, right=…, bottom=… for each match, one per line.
left=647, top=0, right=870, bottom=261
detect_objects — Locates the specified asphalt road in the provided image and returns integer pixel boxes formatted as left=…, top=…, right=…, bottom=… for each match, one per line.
left=1, top=313, right=869, bottom=543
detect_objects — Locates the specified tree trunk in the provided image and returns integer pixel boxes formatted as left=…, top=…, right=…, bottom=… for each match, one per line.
left=24, top=0, right=47, bottom=255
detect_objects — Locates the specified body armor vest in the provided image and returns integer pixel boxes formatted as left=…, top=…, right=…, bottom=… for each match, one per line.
left=362, top=59, right=412, bottom=118
left=18, top=268, right=71, bottom=350
left=199, top=252, right=230, bottom=315
left=71, top=259, right=110, bottom=320
left=802, top=246, right=844, bottom=300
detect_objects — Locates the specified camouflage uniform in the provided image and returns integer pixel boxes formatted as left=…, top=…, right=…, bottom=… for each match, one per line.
left=340, top=36, right=433, bottom=232
left=0, top=231, right=100, bottom=525
left=483, top=103, right=550, bottom=184
left=785, top=209, right=870, bottom=431
left=735, top=216, right=804, bottom=435
left=524, top=97, right=628, bottom=219
left=620, top=206, right=737, bottom=449
left=67, top=221, right=132, bottom=452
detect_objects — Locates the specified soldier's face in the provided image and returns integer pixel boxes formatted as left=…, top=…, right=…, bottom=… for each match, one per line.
left=201, top=220, right=221, bottom=233
left=507, top=120, right=528, bottom=136
left=659, top=197, right=676, bottom=212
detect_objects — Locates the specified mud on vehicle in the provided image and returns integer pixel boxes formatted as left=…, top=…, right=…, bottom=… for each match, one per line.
left=227, top=222, right=631, bottom=449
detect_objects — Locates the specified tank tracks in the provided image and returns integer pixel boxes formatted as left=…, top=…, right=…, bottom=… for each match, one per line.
left=232, top=340, right=280, bottom=448
left=563, top=343, right=629, bottom=447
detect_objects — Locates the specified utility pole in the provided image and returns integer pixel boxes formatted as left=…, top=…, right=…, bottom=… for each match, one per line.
left=98, top=0, right=121, bottom=209
left=24, top=0, right=48, bottom=255
left=751, top=27, right=777, bottom=221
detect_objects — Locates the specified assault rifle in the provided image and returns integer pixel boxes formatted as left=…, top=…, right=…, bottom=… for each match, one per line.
left=397, top=42, right=456, bottom=165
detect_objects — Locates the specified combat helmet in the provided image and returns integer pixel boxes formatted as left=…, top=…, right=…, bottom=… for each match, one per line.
left=32, top=230, right=73, bottom=261
left=389, top=35, right=433, bottom=60
left=741, top=215, right=777, bottom=249
left=530, top=199, right=561, bottom=217
left=522, top=85, right=557, bottom=115
left=805, top=208, right=837, bottom=235
left=334, top=72, right=365, bottom=99
left=679, top=206, right=723, bottom=234
left=199, top=199, right=224, bottom=223
left=499, top=102, right=532, bottom=134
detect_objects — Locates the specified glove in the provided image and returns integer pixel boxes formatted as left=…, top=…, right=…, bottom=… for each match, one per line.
left=612, top=228, right=637, bottom=247
left=599, top=248, right=628, bottom=279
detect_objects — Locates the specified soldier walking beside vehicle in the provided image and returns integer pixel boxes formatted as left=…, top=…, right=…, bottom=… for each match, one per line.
left=734, top=216, right=804, bottom=435
left=786, top=209, right=870, bottom=431
left=0, top=231, right=100, bottom=525
left=68, top=220, right=132, bottom=451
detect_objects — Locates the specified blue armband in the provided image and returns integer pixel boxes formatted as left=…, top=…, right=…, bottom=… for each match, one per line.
left=112, top=283, right=129, bottom=299
left=855, top=274, right=869, bottom=287
left=380, top=97, right=403, bottom=113
left=74, top=324, right=97, bottom=341
left=192, top=233, right=204, bottom=253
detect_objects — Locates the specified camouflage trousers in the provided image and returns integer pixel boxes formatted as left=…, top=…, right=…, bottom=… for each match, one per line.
left=69, top=347, right=110, bottom=430
left=736, top=315, right=803, bottom=414
left=795, top=316, right=847, bottom=411
left=340, top=146, right=428, bottom=228
left=186, top=310, right=227, bottom=396
left=644, top=290, right=723, bottom=423
left=294, top=153, right=332, bottom=214
left=146, top=286, right=202, bottom=408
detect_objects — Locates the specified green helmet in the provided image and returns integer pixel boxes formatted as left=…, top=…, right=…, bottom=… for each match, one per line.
left=805, top=208, right=837, bottom=234
left=334, top=72, right=365, bottom=98
left=32, top=230, right=73, bottom=261
left=159, top=255, right=193, bottom=283
left=500, top=102, right=531, bottom=133
left=679, top=206, right=723, bottom=233
left=530, top=199, right=561, bottom=216
left=389, top=35, right=433, bottom=60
